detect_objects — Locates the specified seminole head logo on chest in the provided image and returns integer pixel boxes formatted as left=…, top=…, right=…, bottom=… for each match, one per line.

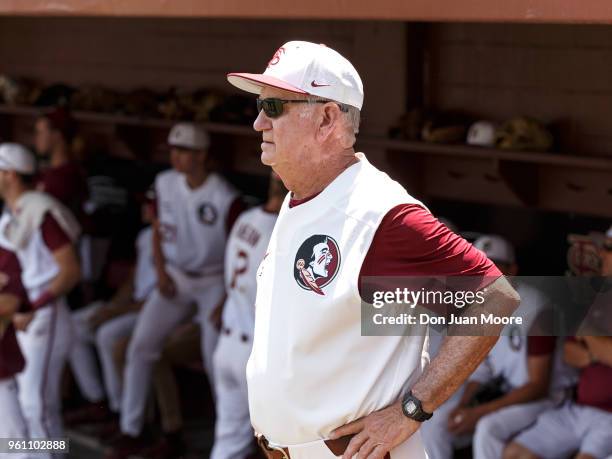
left=293, top=235, right=341, bottom=296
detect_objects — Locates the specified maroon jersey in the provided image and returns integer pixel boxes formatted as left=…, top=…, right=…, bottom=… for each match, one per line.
left=37, top=161, right=88, bottom=223
left=577, top=357, right=612, bottom=412
left=0, top=247, right=30, bottom=380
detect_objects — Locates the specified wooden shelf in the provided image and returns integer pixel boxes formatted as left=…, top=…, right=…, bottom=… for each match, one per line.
left=358, top=137, right=612, bottom=171
left=1, top=103, right=611, bottom=216
left=0, top=104, right=258, bottom=137
left=2, top=103, right=611, bottom=171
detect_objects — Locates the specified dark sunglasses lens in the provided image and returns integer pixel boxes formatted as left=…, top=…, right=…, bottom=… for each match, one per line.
left=257, top=98, right=283, bottom=118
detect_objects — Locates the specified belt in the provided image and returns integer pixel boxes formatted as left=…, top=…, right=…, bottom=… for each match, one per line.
left=257, top=434, right=390, bottom=459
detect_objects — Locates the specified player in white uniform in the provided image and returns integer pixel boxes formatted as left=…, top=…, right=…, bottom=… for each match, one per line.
left=504, top=226, right=612, bottom=459
left=422, top=235, right=576, bottom=459
left=0, top=245, right=30, bottom=459
left=211, top=172, right=285, bottom=459
left=227, top=42, right=520, bottom=459
left=0, top=143, right=81, bottom=457
left=66, top=192, right=157, bottom=423
left=107, top=123, right=240, bottom=458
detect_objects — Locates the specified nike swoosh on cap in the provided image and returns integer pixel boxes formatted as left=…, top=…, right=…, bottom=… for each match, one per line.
left=311, top=80, right=330, bottom=87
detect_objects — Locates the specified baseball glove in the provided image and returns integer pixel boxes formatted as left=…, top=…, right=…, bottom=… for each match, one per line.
left=495, top=117, right=553, bottom=152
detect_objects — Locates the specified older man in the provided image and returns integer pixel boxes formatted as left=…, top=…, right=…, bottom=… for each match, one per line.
left=227, top=41, right=520, bottom=459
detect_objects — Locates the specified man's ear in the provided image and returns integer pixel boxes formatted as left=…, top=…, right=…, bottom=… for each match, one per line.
left=315, top=103, right=342, bottom=142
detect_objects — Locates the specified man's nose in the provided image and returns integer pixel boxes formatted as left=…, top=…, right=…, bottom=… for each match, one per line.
left=254, top=110, right=272, bottom=132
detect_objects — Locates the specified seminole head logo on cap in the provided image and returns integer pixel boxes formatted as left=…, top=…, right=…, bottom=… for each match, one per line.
left=294, top=235, right=341, bottom=296
left=267, top=47, right=286, bottom=67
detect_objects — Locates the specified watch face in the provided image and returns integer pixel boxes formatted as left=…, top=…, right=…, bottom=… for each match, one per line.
left=404, top=400, right=417, bottom=415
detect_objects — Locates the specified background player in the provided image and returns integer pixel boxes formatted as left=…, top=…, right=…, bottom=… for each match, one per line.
left=0, top=142, right=81, bottom=453
left=504, top=226, right=612, bottom=459
left=107, top=123, right=242, bottom=458
left=65, top=189, right=157, bottom=425
left=0, top=242, right=31, bottom=459
left=210, top=171, right=286, bottom=459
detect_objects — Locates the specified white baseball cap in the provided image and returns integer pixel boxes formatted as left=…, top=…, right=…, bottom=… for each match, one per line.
left=167, top=123, right=210, bottom=151
left=227, top=41, right=364, bottom=110
left=467, top=121, right=497, bottom=147
left=473, top=234, right=516, bottom=265
left=0, top=143, right=36, bottom=175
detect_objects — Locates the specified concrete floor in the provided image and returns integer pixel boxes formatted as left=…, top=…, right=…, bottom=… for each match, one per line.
left=66, top=419, right=214, bottom=459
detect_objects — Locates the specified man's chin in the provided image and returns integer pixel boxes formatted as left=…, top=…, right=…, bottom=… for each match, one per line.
left=260, top=151, right=276, bottom=167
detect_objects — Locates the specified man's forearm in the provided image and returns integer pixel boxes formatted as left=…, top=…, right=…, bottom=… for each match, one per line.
left=48, top=253, right=81, bottom=300
left=48, top=268, right=80, bottom=299
left=152, top=220, right=167, bottom=275
left=413, top=335, right=498, bottom=413
left=412, top=276, right=520, bottom=413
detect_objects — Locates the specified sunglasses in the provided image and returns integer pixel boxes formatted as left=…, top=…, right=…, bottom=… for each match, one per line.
left=256, top=98, right=348, bottom=118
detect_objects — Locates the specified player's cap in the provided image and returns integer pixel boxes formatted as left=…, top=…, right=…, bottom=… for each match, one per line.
left=227, top=41, right=364, bottom=110
left=467, top=120, right=496, bottom=147
left=168, top=123, right=210, bottom=151
left=0, top=143, right=36, bottom=175
left=473, top=234, right=516, bottom=265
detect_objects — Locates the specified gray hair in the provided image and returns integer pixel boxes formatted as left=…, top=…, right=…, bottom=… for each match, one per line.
left=306, top=96, right=361, bottom=142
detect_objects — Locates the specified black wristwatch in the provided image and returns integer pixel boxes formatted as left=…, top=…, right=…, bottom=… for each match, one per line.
left=401, top=391, right=433, bottom=422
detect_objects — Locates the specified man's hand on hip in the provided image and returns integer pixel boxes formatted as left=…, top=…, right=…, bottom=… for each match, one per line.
left=330, top=401, right=419, bottom=459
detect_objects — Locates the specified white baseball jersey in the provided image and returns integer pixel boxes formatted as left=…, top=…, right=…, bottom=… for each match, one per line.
left=155, top=170, right=238, bottom=276
left=248, top=154, right=429, bottom=445
left=132, top=226, right=156, bottom=302
left=222, top=206, right=277, bottom=336
left=0, top=197, right=79, bottom=298
left=0, top=194, right=78, bottom=447
left=471, top=282, right=577, bottom=392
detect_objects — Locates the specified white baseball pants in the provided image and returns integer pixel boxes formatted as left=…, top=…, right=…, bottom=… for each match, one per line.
left=473, top=399, right=554, bottom=459
left=0, top=377, right=30, bottom=459
left=68, top=301, right=106, bottom=403
left=120, top=266, right=224, bottom=436
left=210, top=330, right=254, bottom=459
left=16, top=299, right=73, bottom=459
left=95, top=312, right=138, bottom=413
